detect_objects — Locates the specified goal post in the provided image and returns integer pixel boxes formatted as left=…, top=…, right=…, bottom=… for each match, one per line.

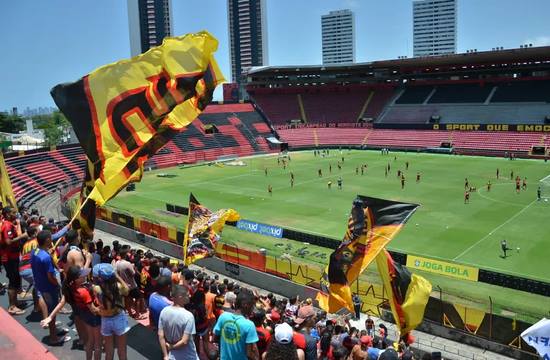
left=539, top=174, right=550, bottom=200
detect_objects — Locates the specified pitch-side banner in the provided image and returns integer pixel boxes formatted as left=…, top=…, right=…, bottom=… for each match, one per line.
left=183, top=194, right=240, bottom=265
left=51, top=31, right=224, bottom=237
left=521, top=318, right=550, bottom=359
left=317, top=196, right=419, bottom=313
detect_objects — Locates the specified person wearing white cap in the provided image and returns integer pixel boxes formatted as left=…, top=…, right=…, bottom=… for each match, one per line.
left=262, top=322, right=305, bottom=360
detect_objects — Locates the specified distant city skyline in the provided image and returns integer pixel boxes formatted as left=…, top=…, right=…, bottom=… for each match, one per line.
left=1, top=0, right=550, bottom=110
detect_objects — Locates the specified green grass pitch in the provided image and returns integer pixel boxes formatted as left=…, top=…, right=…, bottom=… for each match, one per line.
left=107, top=150, right=550, bottom=322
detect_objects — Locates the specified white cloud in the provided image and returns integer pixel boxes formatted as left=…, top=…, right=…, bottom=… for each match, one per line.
left=523, top=36, right=550, bottom=47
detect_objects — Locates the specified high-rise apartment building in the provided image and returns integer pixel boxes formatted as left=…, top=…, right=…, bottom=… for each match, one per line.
left=413, top=0, right=457, bottom=57
left=128, top=0, right=173, bottom=57
left=227, top=0, right=268, bottom=98
left=321, top=10, right=355, bottom=64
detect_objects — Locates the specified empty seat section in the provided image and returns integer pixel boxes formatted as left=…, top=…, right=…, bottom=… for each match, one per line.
left=429, top=84, right=493, bottom=103
left=301, top=90, right=367, bottom=123
left=250, top=93, right=301, bottom=124
left=491, top=81, right=550, bottom=102
left=395, top=86, right=433, bottom=104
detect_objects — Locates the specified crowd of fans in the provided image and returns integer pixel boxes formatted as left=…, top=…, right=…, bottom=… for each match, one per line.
left=0, top=204, right=438, bottom=360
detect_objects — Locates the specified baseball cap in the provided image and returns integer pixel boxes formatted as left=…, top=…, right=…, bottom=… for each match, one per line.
left=294, top=305, right=316, bottom=325
left=360, top=335, right=372, bottom=346
left=93, top=263, right=115, bottom=280
left=274, top=322, right=294, bottom=344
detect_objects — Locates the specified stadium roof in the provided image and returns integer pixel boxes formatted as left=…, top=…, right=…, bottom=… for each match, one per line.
left=246, top=46, right=550, bottom=75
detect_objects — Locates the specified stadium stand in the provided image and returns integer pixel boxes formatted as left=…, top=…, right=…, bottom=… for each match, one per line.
left=4, top=103, right=277, bottom=207
left=249, top=85, right=396, bottom=124
left=249, top=91, right=302, bottom=124
left=491, top=80, right=550, bottom=102
left=277, top=126, right=550, bottom=155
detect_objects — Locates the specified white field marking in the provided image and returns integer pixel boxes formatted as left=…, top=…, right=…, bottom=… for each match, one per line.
left=539, top=173, right=550, bottom=183
left=475, top=182, right=527, bottom=207
left=452, top=199, right=537, bottom=261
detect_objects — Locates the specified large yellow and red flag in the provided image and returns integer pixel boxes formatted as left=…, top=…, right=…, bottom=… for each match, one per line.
left=317, top=196, right=418, bottom=313
left=376, top=249, right=432, bottom=335
left=183, top=194, right=240, bottom=265
left=50, top=31, right=224, bottom=238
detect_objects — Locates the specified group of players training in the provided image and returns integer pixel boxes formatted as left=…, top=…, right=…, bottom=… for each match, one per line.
left=264, top=149, right=422, bottom=195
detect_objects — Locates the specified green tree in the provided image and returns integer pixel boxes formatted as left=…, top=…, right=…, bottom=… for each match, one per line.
left=35, top=111, right=71, bottom=146
left=0, top=112, right=25, bottom=133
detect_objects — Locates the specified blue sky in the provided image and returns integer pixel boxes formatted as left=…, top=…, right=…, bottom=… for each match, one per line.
left=1, top=0, right=549, bottom=111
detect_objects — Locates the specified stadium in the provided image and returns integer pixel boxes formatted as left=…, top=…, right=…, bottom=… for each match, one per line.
left=2, top=3, right=550, bottom=358
left=2, top=44, right=550, bottom=359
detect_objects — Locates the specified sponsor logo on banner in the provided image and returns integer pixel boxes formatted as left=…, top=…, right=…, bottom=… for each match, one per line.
left=406, top=255, right=479, bottom=281
left=236, top=219, right=283, bottom=238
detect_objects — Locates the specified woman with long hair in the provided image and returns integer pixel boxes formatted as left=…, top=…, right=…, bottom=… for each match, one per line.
left=187, top=289, right=209, bottom=354
left=42, top=265, right=101, bottom=360
left=92, top=263, right=130, bottom=360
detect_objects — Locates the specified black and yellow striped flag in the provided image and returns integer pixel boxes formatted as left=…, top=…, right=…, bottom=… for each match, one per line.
left=0, top=152, right=17, bottom=210
left=376, top=249, right=432, bottom=335
left=317, top=196, right=418, bottom=313
left=183, top=194, right=240, bottom=265
left=51, top=31, right=224, bottom=238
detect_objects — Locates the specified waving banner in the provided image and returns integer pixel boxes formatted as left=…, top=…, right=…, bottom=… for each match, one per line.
left=51, top=31, right=224, bottom=238
left=0, top=152, right=17, bottom=210
left=521, top=318, right=550, bottom=359
left=376, top=249, right=431, bottom=335
left=317, top=196, right=418, bottom=313
left=183, top=194, right=240, bottom=265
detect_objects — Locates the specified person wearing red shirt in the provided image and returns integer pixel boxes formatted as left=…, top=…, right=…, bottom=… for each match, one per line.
left=251, top=307, right=271, bottom=358
left=1, top=207, right=28, bottom=315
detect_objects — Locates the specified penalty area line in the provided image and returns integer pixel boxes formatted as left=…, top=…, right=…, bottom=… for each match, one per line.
left=452, top=199, right=536, bottom=261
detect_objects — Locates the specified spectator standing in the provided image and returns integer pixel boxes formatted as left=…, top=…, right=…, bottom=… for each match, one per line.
left=263, top=322, right=304, bottom=360
left=1, top=206, right=27, bottom=315
left=252, top=308, right=271, bottom=358
left=31, top=230, right=69, bottom=344
left=149, top=276, right=173, bottom=329
left=158, top=285, right=199, bottom=360
left=292, top=305, right=318, bottom=360
left=365, top=315, right=375, bottom=336
left=18, top=225, right=42, bottom=313
left=214, top=288, right=259, bottom=360
left=42, top=266, right=101, bottom=360
left=116, top=246, right=146, bottom=319
left=187, top=289, right=209, bottom=355
left=92, top=263, right=130, bottom=360
left=352, top=293, right=361, bottom=320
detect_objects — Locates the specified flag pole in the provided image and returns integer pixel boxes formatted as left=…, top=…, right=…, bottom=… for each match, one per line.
left=52, top=192, right=92, bottom=250
left=182, top=194, right=192, bottom=265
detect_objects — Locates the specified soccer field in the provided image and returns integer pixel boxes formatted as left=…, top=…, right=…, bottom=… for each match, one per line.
left=107, top=150, right=550, bottom=320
